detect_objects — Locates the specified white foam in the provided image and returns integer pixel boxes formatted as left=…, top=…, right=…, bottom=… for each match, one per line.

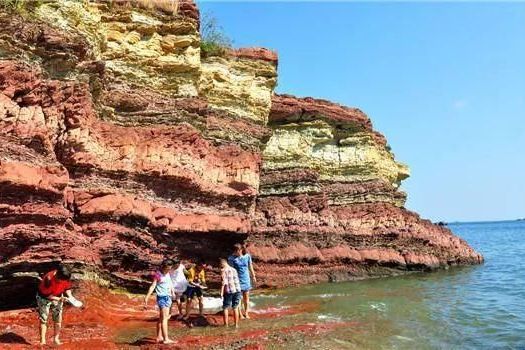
left=202, top=297, right=223, bottom=311
left=317, top=293, right=347, bottom=298
left=201, top=297, right=256, bottom=312
left=252, top=305, right=290, bottom=314
left=394, top=335, right=414, bottom=342
left=254, top=294, right=280, bottom=299
left=317, top=314, right=343, bottom=322
left=369, top=302, right=387, bottom=312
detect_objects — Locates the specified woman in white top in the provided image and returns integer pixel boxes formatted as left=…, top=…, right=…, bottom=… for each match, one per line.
left=170, top=259, right=189, bottom=319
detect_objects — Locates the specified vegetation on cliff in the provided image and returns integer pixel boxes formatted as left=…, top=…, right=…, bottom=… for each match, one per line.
left=200, top=12, right=232, bottom=58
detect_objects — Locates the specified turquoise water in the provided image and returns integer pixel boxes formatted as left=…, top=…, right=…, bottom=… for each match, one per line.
left=251, top=220, right=525, bottom=349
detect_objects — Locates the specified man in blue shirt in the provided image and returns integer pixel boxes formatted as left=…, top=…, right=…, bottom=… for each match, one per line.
left=228, top=243, right=257, bottom=318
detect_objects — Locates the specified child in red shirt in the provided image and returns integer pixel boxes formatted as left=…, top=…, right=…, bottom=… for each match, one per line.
left=37, top=265, right=73, bottom=345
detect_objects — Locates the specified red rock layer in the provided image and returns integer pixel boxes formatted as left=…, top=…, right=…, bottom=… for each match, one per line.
left=248, top=95, right=483, bottom=286
left=228, top=48, right=279, bottom=64
left=0, top=3, right=482, bottom=311
left=271, top=94, right=386, bottom=145
left=0, top=13, right=268, bottom=308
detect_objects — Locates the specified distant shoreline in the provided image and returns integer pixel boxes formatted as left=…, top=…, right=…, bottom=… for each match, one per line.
left=446, top=219, right=525, bottom=225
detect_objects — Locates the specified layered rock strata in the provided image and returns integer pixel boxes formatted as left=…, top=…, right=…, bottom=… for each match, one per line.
left=248, top=95, right=481, bottom=286
left=0, top=1, right=276, bottom=309
left=0, top=1, right=481, bottom=309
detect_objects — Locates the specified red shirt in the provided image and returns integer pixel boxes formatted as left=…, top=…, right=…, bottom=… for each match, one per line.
left=38, top=270, right=72, bottom=297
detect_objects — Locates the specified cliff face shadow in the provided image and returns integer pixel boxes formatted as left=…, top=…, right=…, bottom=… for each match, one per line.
left=0, top=332, right=30, bottom=345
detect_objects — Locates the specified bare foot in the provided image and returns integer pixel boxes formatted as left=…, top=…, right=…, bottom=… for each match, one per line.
left=245, top=314, right=251, bottom=319
left=39, top=341, right=46, bottom=346
left=53, top=336, right=62, bottom=345
left=156, top=337, right=163, bottom=343
left=163, top=339, right=175, bottom=344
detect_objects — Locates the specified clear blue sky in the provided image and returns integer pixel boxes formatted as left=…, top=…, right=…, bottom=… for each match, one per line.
left=198, top=1, right=525, bottom=222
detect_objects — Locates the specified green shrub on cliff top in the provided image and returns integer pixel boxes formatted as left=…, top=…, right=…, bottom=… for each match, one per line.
left=200, top=12, right=232, bottom=58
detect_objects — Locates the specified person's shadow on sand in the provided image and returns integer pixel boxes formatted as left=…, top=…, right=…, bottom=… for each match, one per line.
left=0, top=332, right=31, bottom=345
left=129, top=337, right=157, bottom=346
left=185, top=315, right=213, bottom=327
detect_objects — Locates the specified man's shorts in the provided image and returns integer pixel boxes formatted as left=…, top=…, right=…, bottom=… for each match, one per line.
left=36, top=294, right=63, bottom=324
left=183, top=286, right=203, bottom=299
left=222, top=292, right=241, bottom=310
left=156, top=295, right=172, bottom=309
left=172, top=292, right=185, bottom=303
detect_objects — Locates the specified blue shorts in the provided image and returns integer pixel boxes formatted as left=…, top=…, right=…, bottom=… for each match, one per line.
left=222, top=292, right=241, bottom=310
left=157, top=295, right=172, bottom=309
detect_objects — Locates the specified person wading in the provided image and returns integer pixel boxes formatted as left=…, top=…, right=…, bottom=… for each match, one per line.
left=228, top=243, right=256, bottom=318
left=144, top=259, right=176, bottom=344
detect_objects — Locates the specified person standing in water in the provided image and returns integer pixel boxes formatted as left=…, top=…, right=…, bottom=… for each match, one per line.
left=220, top=258, right=241, bottom=327
left=144, top=259, right=175, bottom=344
left=36, top=265, right=74, bottom=345
left=228, top=243, right=256, bottom=318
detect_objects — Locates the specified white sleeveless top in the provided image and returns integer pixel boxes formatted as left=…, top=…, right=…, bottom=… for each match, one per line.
left=170, top=264, right=189, bottom=294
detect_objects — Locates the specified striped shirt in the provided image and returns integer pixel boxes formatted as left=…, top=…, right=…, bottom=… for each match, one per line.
left=221, top=265, right=241, bottom=294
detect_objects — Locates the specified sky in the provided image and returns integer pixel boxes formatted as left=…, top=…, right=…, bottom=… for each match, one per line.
left=198, top=1, right=525, bottom=222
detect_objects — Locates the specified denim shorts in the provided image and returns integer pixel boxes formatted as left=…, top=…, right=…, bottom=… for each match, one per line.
left=157, top=295, right=172, bottom=309
left=222, top=292, right=241, bottom=310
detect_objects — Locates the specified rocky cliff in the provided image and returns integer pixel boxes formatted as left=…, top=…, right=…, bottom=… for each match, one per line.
left=0, top=0, right=482, bottom=309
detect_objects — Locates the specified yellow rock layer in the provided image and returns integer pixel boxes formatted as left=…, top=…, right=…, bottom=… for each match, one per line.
left=200, top=56, right=277, bottom=125
left=35, top=0, right=201, bottom=96
left=263, top=120, right=410, bottom=188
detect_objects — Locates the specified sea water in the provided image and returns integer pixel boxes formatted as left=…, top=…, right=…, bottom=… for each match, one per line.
left=250, top=220, right=525, bottom=349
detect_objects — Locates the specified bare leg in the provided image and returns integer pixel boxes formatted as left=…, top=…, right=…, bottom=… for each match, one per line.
left=184, top=299, right=192, bottom=319
left=233, top=307, right=239, bottom=328
left=156, top=310, right=163, bottom=343
left=53, top=322, right=62, bottom=345
left=223, top=309, right=229, bottom=326
left=161, top=307, right=174, bottom=344
left=177, top=300, right=183, bottom=318
left=198, top=297, right=203, bottom=316
left=39, top=323, right=47, bottom=345
left=242, top=291, right=250, bottom=319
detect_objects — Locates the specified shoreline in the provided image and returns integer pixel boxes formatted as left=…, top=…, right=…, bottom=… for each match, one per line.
left=0, top=281, right=349, bottom=349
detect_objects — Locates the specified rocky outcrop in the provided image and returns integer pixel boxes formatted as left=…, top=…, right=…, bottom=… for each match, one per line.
left=0, top=1, right=481, bottom=310
left=248, top=95, right=481, bottom=286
